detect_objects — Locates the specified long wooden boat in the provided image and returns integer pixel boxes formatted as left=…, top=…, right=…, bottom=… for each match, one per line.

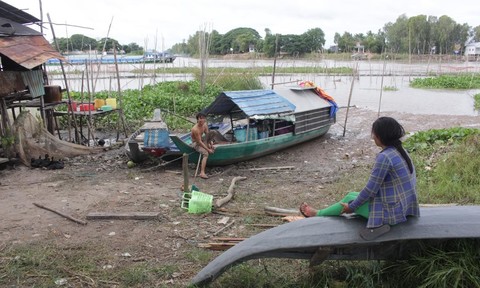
left=191, top=205, right=480, bottom=286
left=170, top=86, right=337, bottom=166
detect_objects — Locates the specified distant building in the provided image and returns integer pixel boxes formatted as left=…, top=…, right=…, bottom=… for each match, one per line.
left=465, top=42, right=480, bottom=60
left=328, top=45, right=339, bottom=53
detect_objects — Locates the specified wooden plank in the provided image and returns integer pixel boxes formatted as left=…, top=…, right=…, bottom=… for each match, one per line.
left=86, top=212, right=160, bottom=220
left=248, top=166, right=295, bottom=171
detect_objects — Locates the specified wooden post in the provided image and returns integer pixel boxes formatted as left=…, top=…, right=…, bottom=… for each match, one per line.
left=182, top=153, right=189, bottom=192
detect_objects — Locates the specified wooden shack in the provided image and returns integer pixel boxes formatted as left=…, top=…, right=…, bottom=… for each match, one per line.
left=0, top=1, right=63, bottom=160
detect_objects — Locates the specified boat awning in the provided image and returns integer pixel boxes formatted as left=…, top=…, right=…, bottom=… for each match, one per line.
left=201, top=89, right=296, bottom=118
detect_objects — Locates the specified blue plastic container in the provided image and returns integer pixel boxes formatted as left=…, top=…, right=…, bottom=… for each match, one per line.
left=234, top=126, right=257, bottom=142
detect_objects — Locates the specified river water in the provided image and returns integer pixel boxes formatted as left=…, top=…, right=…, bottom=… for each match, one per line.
left=46, top=57, right=480, bottom=116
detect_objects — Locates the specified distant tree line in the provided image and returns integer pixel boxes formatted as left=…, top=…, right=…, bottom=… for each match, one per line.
left=53, top=34, right=144, bottom=54
left=170, top=27, right=326, bottom=57
left=52, top=13, right=480, bottom=57
left=171, top=14, right=480, bottom=56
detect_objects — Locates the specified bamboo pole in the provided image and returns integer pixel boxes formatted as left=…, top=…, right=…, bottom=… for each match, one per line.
left=271, top=34, right=279, bottom=89
left=113, top=43, right=129, bottom=138
left=47, top=13, right=79, bottom=143
left=342, top=62, right=358, bottom=137
left=377, top=54, right=387, bottom=118
left=92, top=16, right=114, bottom=94
left=84, top=62, right=96, bottom=144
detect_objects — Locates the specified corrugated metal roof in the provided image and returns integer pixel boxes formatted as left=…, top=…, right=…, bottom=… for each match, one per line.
left=202, top=89, right=296, bottom=118
left=0, top=1, right=40, bottom=24
left=0, top=35, right=63, bottom=69
left=202, top=88, right=332, bottom=118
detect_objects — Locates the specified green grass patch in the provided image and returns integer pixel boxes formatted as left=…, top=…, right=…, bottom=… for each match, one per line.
left=404, top=128, right=480, bottom=204
left=474, top=93, right=480, bottom=110
left=410, top=74, right=480, bottom=89
left=387, top=239, right=480, bottom=288
left=0, top=242, right=182, bottom=287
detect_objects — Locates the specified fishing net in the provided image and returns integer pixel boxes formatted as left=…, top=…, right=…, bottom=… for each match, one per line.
left=13, top=111, right=103, bottom=167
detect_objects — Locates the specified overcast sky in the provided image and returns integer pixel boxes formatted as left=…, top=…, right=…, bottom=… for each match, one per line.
left=12, top=0, right=480, bottom=50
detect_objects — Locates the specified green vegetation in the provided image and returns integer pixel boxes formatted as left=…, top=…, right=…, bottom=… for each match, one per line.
left=383, top=85, right=398, bottom=91
left=63, top=73, right=264, bottom=131
left=410, top=74, right=480, bottom=89
left=404, top=128, right=480, bottom=204
left=474, top=93, right=480, bottom=110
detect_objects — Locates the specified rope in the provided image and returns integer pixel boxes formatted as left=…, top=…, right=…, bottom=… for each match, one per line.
left=141, top=150, right=197, bottom=171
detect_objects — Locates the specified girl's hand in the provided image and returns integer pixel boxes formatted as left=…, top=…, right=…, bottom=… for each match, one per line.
left=340, top=202, right=353, bottom=214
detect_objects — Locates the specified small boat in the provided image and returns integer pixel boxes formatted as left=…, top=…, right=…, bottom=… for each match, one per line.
left=170, top=86, right=337, bottom=166
left=191, top=205, right=480, bottom=286
left=126, top=109, right=233, bottom=163
left=125, top=109, right=187, bottom=163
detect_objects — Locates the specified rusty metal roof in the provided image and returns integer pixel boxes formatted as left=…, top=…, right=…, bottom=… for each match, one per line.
left=0, top=1, right=40, bottom=24
left=0, top=35, right=63, bottom=69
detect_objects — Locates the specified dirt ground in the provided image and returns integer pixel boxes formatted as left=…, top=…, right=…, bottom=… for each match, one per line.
left=1, top=107, right=479, bottom=285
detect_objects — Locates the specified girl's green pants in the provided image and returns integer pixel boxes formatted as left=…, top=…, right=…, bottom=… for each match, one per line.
left=316, top=191, right=369, bottom=218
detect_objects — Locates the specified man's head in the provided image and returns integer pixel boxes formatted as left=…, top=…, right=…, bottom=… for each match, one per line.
left=196, top=112, right=207, bottom=121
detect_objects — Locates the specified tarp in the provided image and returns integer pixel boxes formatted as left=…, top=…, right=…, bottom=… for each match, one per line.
left=201, top=89, right=296, bottom=118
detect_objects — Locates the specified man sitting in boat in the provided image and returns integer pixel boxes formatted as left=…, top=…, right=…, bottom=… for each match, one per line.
left=191, top=113, right=216, bottom=179
left=300, top=117, right=420, bottom=240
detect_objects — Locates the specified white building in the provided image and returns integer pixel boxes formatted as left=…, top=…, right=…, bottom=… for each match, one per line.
left=464, top=42, right=480, bottom=60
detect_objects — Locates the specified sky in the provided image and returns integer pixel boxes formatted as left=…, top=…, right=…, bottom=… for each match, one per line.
left=11, top=0, right=480, bottom=50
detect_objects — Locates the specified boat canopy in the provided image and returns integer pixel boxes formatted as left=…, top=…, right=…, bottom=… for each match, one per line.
left=201, top=89, right=296, bottom=119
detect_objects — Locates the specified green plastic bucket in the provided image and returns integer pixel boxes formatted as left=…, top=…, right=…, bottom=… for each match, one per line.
left=181, top=190, right=213, bottom=214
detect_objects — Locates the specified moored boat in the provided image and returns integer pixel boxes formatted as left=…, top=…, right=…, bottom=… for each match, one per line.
left=191, top=205, right=480, bottom=286
left=170, top=85, right=337, bottom=166
left=125, top=109, right=186, bottom=163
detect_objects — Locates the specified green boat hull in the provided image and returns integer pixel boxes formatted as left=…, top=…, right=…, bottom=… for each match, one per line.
left=170, top=125, right=331, bottom=166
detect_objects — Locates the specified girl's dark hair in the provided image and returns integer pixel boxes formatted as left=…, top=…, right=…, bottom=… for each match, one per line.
left=372, top=117, right=414, bottom=173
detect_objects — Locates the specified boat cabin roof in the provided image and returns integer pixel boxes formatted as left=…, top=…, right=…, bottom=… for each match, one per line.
left=202, top=87, right=331, bottom=119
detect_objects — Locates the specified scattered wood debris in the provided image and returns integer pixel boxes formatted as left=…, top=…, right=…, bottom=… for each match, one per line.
left=33, top=202, right=87, bottom=225
left=214, top=176, right=247, bottom=208
left=264, top=206, right=300, bottom=216
left=248, top=166, right=295, bottom=171
left=198, top=237, right=246, bottom=251
left=86, top=212, right=161, bottom=220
